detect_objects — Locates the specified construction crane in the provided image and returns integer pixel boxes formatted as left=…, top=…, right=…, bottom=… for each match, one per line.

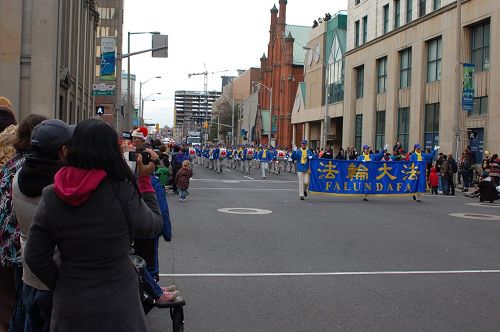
left=187, top=64, right=229, bottom=94
left=187, top=65, right=229, bottom=140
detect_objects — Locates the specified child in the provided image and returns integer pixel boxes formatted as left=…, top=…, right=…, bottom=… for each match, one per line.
left=429, top=167, right=439, bottom=195
left=175, top=160, right=193, bottom=202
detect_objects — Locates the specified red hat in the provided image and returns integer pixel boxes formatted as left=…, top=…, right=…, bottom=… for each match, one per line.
left=137, top=126, right=148, bottom=138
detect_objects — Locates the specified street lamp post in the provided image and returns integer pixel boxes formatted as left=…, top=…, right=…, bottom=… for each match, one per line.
left=139, top=76, right=161, bottom=126
left=304, top=46, right=329, bottom=149
left=219, top=95, right=235, bottom=146
left=141, top=92, right=161, bottom=127
left=127, top=31, right=160, bottom=130
left=252, top=81, right=272, bottom=146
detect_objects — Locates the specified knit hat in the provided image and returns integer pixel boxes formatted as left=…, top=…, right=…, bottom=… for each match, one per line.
left=31, top=119, right=74, bottom=153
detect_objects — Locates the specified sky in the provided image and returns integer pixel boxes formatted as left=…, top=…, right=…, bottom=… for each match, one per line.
left=122, top=0, right=348, bottom=127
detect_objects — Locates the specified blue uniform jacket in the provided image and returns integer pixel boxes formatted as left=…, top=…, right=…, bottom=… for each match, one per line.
left=410, top=149, right=436, bottom=162
left=358, top=151, right=384, bottom=161
left=213, top=147, right=220, bottom=159
left=257, top=149, right=272, bottom=162
left=292, top=149, right=314, bottom=172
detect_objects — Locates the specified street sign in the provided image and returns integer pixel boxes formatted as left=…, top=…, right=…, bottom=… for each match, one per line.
left=152, top=34, right=168, bottom=58
left=96, top=106, right=105, bottom=115
left=93, top=90, right=114, bottom=96
left=93, top=84, right=115, bottom=91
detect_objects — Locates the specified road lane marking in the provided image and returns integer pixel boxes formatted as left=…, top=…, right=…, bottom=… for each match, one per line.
left=244, top=176, right=254, bottom=180
left=190, top=179, right=297, bottom=183
left=159, top=270, right=500, bottom=278
left=190, top=188, right=295, bottom=191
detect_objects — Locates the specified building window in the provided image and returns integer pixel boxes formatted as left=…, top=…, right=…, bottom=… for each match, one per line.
left=375, top=111, right=386, bottom=151
left=327, top=35, right=344, bottom=103
left=355, top=114, right=363, bottom=152
left=377, top=57, right=387, bottom=94
left=471, top=20, right=490, bottom=72
left=383, top=4, right=390, bottom=34
left=355, top=20, right=360, bottom=47
left=397, top=107, right=410, bottom=151
left=355, top=0, right=361, bottom=5
left=400, top=48, right=412, bottom=88
left=468, top=96, right=488, bottom=116
left=406, top=0, right=413, bottom=23
left=427, top=37, right=442, bottom=82
left=362, top=16, right=368, bottom=44
left=424, top=103, right=439, bottom=151
left=419, top=0, right=426, bottom=17
left=394, top=0, right=401, bottom=29
left=433, top=0, right=441, bottom=10
left=356, top=65, right=364, bottom=99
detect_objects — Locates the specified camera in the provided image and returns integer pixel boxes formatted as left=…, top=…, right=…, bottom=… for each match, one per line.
left=128, top=151, right=151, bottom=165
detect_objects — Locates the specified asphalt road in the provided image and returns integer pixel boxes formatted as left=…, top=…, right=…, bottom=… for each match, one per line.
left=147, top=162, right=500, bottom=332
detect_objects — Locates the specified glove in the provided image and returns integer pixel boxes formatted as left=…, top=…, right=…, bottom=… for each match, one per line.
left=434, top=145, right=440, bottom=151
left=383, top=144, right=389, bottom=151
left=308, top=156, right=312, bottom=159
left=293, top=146, right=298, bottom=151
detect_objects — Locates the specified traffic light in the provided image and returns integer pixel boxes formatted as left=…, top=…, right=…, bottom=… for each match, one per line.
left=203, top=121, right=209, bottom=129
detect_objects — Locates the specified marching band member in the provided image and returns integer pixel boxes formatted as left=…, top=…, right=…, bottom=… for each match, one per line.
left=292, top=140, right=314, bottom=200
left=410, top=143, right=439, bottom=202
left=257, top=145, right=272, bottom=178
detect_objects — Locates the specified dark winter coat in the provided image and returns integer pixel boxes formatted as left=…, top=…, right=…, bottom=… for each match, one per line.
left=478, top=179, right=499, bottom=202
left=175, top=167, right=192, bottom=190
left=25, top=167, right=162, bottom=332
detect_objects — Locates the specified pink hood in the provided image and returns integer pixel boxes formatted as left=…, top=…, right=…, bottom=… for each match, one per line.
left=54, top=166, right=107, bottom=207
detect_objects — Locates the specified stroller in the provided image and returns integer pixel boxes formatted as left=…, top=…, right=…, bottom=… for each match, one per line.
left=131, top=255, right=186, bottom=332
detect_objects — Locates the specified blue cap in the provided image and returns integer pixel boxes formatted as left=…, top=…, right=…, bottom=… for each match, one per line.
left=363, top=145, right=370, bottom=150
left=414, top=143, right=421, bottom=149
left=301, top=140, right=307, bottom=144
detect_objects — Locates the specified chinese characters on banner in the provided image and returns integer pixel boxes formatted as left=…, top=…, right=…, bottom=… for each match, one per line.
left=309, top=160, right=427, bottom=195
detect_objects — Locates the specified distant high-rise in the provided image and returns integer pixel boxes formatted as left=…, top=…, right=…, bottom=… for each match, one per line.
left=174, top=90, right=221, bottom=131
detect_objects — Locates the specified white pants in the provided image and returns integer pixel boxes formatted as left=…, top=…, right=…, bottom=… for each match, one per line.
left=216, top=159, right=222, bottom=172
left=298, top=171, right=310, bottom=197
left=261, top=162, right=268, bottom=178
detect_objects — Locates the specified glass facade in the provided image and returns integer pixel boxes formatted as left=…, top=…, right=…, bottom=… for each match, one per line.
left=375, top=111, right=386, bottom=151
left=471, top=21, right=490, bottom=72
left=397, top=107, right=410, bottom=151
left=377, top=57, right=387, bottom=94
left=327, top=35, right=344, bottom=103
left=424, top=103, right=439, bottom=151
left=400, top=48, right=412, bottom=88
left=356, top=66, right=364, bottom=99
left=355, top=114, right=363, bottom=152
left=427, top=37, right=442, bottom=82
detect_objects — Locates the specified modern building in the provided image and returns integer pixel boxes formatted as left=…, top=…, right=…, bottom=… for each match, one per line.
left=256, top=0, right=311, bottom=147
left=342, top=0, right=498, bottom=161
left=120, top=71, right=136, bottom=126
left=174, top=90, right=221, bottom=136
left=291, top=11, right=348, bottom=150
left=213, top=67, right=261, bottom=144
left=0, top=0, right=99, bottom=123
left=94, top=0, right=124, bottom=129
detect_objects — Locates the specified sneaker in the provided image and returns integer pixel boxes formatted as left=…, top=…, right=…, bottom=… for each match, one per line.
left=304, top=191, right=308, bottom=197
left=161, top=285, right=177, bottom=292
left=412, top=195, right=416, bottom=201
left=156, top=291, right=179, bottom=304
left=300, top=196, right=305, bottom=200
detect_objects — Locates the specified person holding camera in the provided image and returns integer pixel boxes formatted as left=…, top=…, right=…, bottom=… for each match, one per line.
left=24, top=119, right=165, bottom=331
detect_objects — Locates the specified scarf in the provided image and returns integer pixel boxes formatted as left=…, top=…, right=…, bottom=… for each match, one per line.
left=415, top=151, right=422, bottom=161
left=363, top=153, right=371, bottom=161
left=262, top=149, right=267, bottom=158
left=300, top=148, right=308, bottom=164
